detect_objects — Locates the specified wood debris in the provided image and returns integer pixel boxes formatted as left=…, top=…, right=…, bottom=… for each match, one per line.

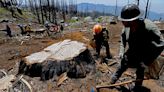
left=96, top=79, right=136, bottom=89
left=57, top=72, right=68, bottom=86
left=0, top=75, right=15, bottom=90
left=108, top=61, right=118, bottom=66
left=96, top=78, right=148, bottom=89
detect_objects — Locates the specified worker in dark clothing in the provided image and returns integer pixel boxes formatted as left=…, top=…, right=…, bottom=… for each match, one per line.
left=17, top=24, right=26, bottom=35
left=110, top=4, right=164, bottom=91
left=92, top=24, right=112, bottom=60
left=44, top=21, right=50, bottom=36
left=60, top=24, right=64, bottom=31
left=6, top=24, right=12, bottom=37
left=44, top=21, right=50, bottom=30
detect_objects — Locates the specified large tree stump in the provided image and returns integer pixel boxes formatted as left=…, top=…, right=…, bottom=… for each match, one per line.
left=18, top=39, right=95, bottom=80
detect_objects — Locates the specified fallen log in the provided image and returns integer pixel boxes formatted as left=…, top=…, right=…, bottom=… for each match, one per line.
left=18, top=39, right=95, bottom=81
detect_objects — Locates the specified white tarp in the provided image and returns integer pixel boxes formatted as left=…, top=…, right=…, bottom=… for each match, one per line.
left=24, top=39, right=87, bottom=65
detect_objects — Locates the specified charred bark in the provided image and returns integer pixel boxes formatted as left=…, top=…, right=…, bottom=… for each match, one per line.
left=18, top=49, right=95, bottom=81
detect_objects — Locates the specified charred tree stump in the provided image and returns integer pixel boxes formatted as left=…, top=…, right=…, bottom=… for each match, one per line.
left=18, top=39, right=95, bottom=81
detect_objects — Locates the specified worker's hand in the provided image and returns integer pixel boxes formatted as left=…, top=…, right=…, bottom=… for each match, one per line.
left=119, top=53, right=124, bottom=59
left=161, top=52, right=164, bottom=57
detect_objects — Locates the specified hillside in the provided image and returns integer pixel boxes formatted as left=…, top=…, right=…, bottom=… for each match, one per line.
left=0, top=7, right=37, bottom=23
left=77, top=3, right=164, bottom=20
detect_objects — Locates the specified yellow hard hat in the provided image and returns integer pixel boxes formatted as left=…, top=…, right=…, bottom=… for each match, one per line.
left=93, top=24, right=102, bottom=34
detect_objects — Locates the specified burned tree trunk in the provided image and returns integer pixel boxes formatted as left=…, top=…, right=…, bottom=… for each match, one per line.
left=18, top=39, right=95, bottom=81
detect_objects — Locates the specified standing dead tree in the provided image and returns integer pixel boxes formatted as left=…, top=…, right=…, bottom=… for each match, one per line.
left=26, top=0, right=78, bottom=24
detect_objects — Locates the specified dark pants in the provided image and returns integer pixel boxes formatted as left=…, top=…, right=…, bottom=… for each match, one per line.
left=111, top=52, right=146, bottom=86
left=6, top=29, right=12, bottom=37
left=95, top=41, right=111, bottom=58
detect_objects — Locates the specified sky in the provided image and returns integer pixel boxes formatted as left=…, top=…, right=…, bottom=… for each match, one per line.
left=69, top=0, right=164, bottom=14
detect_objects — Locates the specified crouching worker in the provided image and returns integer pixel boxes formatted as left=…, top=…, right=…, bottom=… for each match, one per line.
left=92, top=24, right=112, bottom=60
left=110, top=4, right=164, bottom=91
